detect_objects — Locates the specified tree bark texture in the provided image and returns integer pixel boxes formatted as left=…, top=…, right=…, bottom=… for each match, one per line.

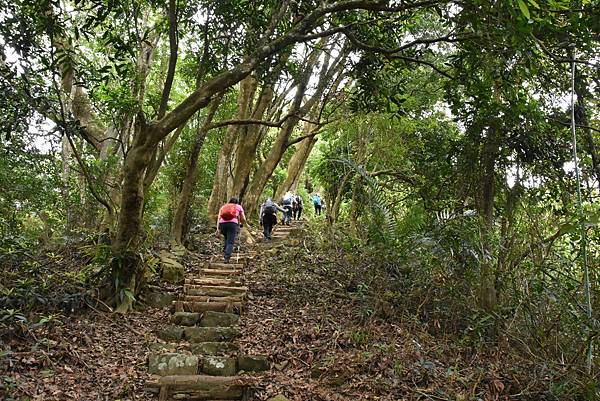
left=206, top=76, right=256, bottom=221
left=171, top=94, right=223, bottom=243
left=274, top=120, right=319, bottom=199
left=244, top=43, right=346, bottom=215
left=231, top=85, right=275, bottom=199
left=478, top=127, right=499, bottom=312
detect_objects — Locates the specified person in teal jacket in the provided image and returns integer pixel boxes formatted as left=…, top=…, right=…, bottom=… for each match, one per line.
left=311, top=193, right=322, bottom=216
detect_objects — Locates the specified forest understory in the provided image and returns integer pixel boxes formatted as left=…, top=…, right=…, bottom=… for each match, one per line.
left=1, top=225, right=590, bottom=401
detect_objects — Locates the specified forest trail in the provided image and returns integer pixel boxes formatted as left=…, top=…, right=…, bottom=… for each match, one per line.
left=146, top=223, right=300, bottom=400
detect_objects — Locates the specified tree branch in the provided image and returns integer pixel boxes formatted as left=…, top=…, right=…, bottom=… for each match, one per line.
left=389, top=55, right=455, bottom=79
left=64, top=130, right=113, bottom=214
left=550, top=117, right=600, bottom=134
left=286, top=130, right=320, bottom=148
left=342, top=26, right=473, bottom=55
left=154, top=0, right=447, bottom=141
left=207, top=114, right=293, bottom=130
left=157, top=0, right=179, bottom=119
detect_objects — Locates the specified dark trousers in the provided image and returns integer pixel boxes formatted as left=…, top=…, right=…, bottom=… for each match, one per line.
left=262, top=213, right=276, bottom=240
left=282, top=206, right=292, bottom=224
left=263, top=221, right=274, bottom=239
left=314, top=204, right=322, bottom=215
left=219, top=222, right=238, bottom=259
left=294, top=207, right=303, bottom=220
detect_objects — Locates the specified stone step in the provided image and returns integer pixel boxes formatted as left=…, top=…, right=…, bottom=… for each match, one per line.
left=206, top=261, right=244, bottom=270
left=237, top=354, right=269, bottom=373
left=185, top=278, right=242, bottom=287
left=148, top=352, right=199, bottom=376
left=157, top=325, right=185, bottom=341
left=201, top=274, right=243, bottom=280
left=146, top=374, right=244, bottom=400
left=191, top=342, right=238, bottom=356
left=201, top=268, right=243, bottom=277
left=184, top=285, right=248, bottom=297
left=201, top=355, right=237, bottom=376
left=174, top=301, right=242, bottom=314
left=200, top=311, right=240, bottom=327
left=214, top=254, right=256, bottom=262
left=185, top=326, right=240, bottom=343
left=171, top=311, right=201, bottom=326
left=181, top=295, right=244, bottom=304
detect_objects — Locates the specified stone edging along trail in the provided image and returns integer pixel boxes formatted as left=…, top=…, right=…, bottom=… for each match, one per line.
left=145, top=222, right=300, bottom=400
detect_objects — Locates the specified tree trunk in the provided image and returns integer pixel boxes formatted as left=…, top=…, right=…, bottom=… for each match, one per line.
left=244, top=43, right=342, bottom=215
left=478, top=127, right=499, bottom=312
left=328, top=172, right=351, bottom=224
left=231, top=85, right=275, bottom=199
left=574, top=67, right=600, bottom=185
left=61, top=134, right=73, bottom=232
left=206, top=76, right=255, bottom=221
left=207, top=128, right=238, bottom=223
left=112, top=124, right=156, bottom=313
left=171, top=95, right=223, bottom=243
left=274, top=121, right=319, bottom=199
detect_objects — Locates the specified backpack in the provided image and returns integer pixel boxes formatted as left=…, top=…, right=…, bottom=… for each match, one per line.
left=264, top=200, right=276, bottom=214
left=220, top=203, right=238, bottom=220
left=282, top=195, right=292, bottom=205
left=296, top=195, right=303, bottom=207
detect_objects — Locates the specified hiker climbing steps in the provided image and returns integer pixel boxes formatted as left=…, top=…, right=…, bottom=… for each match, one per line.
left=146, top=224, right=297, bottom=400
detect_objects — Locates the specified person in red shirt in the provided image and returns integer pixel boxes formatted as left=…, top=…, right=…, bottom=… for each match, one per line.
left=216, top=197, right=248, bottom=263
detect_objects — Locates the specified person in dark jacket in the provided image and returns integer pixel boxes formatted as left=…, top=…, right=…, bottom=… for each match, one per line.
left=293, top=194, right=304, bottom=220
left=281, top=192, right=294, bottom=225
left=259, top=198, right=285, bottom=240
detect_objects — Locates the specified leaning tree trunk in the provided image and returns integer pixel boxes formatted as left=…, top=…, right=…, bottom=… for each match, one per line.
left=274, top=121, right=319, bottom=199
left=244, top=42, right=344, bottom=215
left=231, top=85, right=275, bottom=199
left=206, top=76, right=255, bottom=221
left=171, top=95, right=223, bottom=243
left=274, top=50, right=347, bottom=201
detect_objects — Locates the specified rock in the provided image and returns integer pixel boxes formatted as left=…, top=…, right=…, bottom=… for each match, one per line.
left=237, top=355, right=269, bottom=372
left=157, top=326, right=184, bottom=341
left=191, top=342, right=238, bottom=356
left=160, top=250, right=185, bottom=283
left=169, top=241, right=187, bottom=257
left=200, top=311, right=240, bottom=327
left=148, top=352, right=198, bottom=376
left=147, top=375, right=244, bottom=399
left=172, top=312, right=200, bottom=326
left=147, top=342, right=175, bottom=352
left=145, top=292, right=176, bottom=308
left=200, top=355, right=237, bottom=376
left=184, top=327, right=240, bottom=343
left=267, top=395, right=290, bottom=401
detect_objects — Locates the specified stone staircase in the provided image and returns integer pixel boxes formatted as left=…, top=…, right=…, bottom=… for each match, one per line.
left=146, top=223, right=297, bottom=400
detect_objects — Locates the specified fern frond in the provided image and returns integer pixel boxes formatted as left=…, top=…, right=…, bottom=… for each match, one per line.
left=330, top=157, right=397, bottom=239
